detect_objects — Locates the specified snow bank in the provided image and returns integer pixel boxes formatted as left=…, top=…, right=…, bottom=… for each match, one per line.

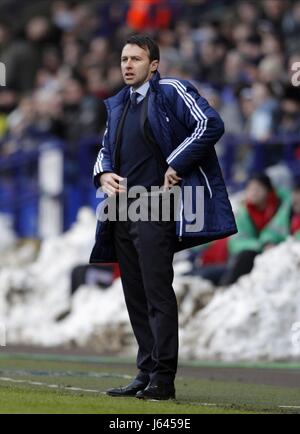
left=180, top=239, right=300, bottom=361
left=0, top=208, right=97, bottom=345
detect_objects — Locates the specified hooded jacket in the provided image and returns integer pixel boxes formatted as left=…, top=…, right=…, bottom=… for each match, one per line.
left=90, top=71, right=237, bottom=263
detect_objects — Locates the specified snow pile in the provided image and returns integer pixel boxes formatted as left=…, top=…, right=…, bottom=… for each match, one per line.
left=0, top=214, right=16, bottom=254
left=0, top=208, right=98, bottom=346
left=180, top=239, right=300, bottom=361
left=5, top=280, right=133, bottom=352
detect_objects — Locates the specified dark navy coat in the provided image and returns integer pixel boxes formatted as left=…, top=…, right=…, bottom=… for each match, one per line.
left=90, top=71, right=237, bottom=264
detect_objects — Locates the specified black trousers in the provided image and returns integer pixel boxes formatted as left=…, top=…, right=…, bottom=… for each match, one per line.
left=112, top=197, right=178, bottom=384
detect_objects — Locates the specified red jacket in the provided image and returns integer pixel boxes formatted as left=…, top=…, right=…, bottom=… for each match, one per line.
left=246, top=191, right=280, bottom=233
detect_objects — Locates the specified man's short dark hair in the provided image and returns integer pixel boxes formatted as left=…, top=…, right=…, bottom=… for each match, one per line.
left=125, top=34, right=160, bottom=63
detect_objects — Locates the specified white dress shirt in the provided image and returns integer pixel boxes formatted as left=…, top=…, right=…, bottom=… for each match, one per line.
left=130, top=81, right=150, bottom=104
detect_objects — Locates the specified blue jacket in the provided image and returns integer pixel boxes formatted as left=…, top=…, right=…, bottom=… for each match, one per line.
left=90, top=71, right=237, bottom=264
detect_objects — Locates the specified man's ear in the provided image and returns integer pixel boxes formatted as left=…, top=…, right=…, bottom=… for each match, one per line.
left=151, top=60, right=159, bottom=73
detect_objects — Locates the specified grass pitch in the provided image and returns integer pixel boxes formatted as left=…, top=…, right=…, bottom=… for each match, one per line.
left=0, top=352, right=300, bottom=414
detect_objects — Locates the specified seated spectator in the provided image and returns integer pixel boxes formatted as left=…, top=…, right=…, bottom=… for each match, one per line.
left=260, top=180, right=300, bottom=246
left=221, top=173, right=290, bottom=285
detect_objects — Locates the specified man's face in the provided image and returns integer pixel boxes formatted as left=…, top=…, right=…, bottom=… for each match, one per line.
left=246, top=180, right=269, bottom=208
left=121, top=44, right=158, bottom=89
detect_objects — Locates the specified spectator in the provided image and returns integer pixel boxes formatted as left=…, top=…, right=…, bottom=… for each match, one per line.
left=258, top=55, right=285, bottom=85
left=277, top=85, right=300, bottom=136
left=198, top=36, right=228, bottom=86
left=236, top=1, right=261, bottom=26
left=259, top=180, right=300, bottom=246
left=236, top=86, right=255, bottom=136
left=1, top=16, right=59, bottom=92
left=261, top=0, right=289, bottom=36
left=261, top=32, right=283, bottom=57
left=221, top=173, right=290, bottom=285
left=224, top=50, right=247, bottom=87
left=29, top=89, right=65, bottom=139
left=51, top=1, right=76, bottom=32
left=61, top=76, right=103, bottom=143
left=248, top=81, right=279, bottom=140
left=126, top=0, right=175, bottom=31
left=283, top=0, right=300, bottom=53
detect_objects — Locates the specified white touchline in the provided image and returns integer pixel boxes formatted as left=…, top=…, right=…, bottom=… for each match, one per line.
left=0, top=376, right=297, bottom=410
left=0, top=376, right=103, bottom=394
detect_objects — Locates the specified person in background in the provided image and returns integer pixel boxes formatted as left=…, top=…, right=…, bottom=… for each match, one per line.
left=277, top=85, right=300, bottom=136
left=248, top=81, right=279, bottom=141
left=222, top=173, right=290, bottom=285
left=259, top=180, right=300, bottom=246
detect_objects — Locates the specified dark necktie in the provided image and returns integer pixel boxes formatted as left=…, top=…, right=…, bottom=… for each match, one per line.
left=130, top=91, right=139, bottom=107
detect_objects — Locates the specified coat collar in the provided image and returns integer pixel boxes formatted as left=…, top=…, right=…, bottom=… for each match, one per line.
left=105, top=71, right=161, bottom=110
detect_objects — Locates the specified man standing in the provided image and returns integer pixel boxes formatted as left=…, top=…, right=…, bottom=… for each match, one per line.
left=90, top=35, right=237, bottom=400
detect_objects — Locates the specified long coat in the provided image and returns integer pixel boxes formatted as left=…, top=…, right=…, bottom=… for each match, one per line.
left=90, top=71, right=237, bottom=264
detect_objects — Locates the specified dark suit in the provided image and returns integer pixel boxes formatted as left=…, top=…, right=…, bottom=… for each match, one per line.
left=112, top=88, right=179, bottom=384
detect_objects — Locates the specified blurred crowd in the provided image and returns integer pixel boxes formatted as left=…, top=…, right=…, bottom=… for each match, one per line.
left=0, top=0, right=300, bottom=160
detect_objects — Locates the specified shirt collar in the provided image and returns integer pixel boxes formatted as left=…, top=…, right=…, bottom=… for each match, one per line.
left=130, top=81, right=150, bottom=97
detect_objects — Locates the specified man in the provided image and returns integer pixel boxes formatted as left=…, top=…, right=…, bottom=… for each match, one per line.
left=90, top=35, right=237, bottom=400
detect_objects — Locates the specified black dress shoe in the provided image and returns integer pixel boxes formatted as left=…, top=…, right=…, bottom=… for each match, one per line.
left=136, top=380, right=176, bottom=400
left=106, top=378, right=149, bottom=397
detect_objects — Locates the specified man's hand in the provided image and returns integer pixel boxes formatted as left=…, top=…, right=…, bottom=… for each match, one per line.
left=99, top=173, right=127, bottom=197
left=163, top=166, right=182, bottom=191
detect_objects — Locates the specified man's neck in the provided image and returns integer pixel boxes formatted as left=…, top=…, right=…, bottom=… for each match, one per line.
left=131, top=81, right=150, bottom=98
left=132, top=80, right=150, bottom=91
